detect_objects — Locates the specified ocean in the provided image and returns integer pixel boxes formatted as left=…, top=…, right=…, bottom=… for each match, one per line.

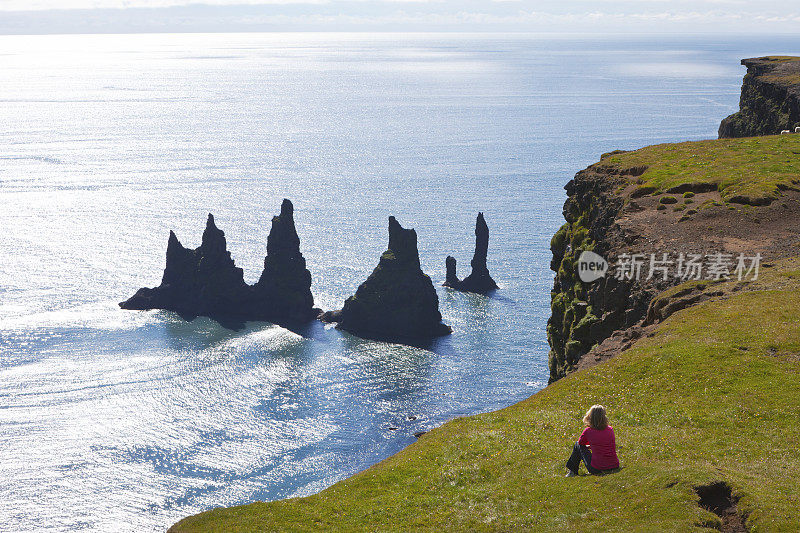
left=1, top=32, right=797, bottom=531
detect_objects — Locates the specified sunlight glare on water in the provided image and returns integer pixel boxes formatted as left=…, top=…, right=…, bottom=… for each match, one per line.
left=2, top=32, right=797, bottom=531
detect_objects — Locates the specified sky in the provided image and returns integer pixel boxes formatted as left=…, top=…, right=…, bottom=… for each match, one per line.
left=0, top=0, right=799, bottom=34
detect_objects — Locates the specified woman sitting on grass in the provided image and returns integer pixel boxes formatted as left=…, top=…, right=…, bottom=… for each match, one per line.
left=566, top=404, right=619, bottom=477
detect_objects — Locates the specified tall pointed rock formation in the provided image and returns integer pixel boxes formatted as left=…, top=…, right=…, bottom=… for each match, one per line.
left=120, top=214, right=249, bottom=319
left=249, top=199, right=317, bottom=323
left=334, top=216, right=451, bottom=343
left=443, top=212, right=499, bottom=294
left=120, top=201, right=318, bottom=327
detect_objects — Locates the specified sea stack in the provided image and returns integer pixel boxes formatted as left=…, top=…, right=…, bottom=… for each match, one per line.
left=443, top=212, right=498, bottom=294
left=120, top=200, right=318, bottom=327
left=444, top=256, right=460, bottom=286
left=249, top=199, right=318, bottom=323
left=333, top=216, right=451, bottom=344
left=119, top=214, right=250, bottom=319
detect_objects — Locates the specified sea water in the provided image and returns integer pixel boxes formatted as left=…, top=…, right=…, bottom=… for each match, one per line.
left=1, top=32, right=798, bottom=532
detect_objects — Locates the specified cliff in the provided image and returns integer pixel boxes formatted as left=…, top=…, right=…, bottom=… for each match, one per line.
left=719, top=56, right=800, bottom=138
left=547, top=135, right=800, bottom=381
left=332, top=216, right=451, bottom=344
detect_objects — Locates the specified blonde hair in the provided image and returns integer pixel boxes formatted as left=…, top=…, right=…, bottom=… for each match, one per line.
left=583, top=405, right=609, bottom=430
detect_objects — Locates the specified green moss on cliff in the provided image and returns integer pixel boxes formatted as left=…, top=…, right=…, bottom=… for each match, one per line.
left=757, top=56, right=800, bottom=63
left=763, top=74, right=800, bottom=85
left=548, top=211, right=598, bottom=380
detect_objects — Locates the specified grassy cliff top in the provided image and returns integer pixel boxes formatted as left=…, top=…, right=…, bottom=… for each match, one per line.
left=744, top=56, right=800, bottom=86
left=599, top=134, right=800, bottom=205
left=751, top=56, right=800, bottom=62
left=170, top=257, right=800, bottom=532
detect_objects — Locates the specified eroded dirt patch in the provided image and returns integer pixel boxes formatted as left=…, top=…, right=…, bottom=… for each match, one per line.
left=695, top=481, right=748, bottom=532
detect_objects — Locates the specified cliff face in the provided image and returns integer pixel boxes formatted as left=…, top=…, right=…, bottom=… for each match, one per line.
left=719, top=56, right=800, bottom=138
left=548, top=136, right=800, bottom=382
left=336, top=216, right=451, bottom=344
left=547, top=165, right=656, bottom=382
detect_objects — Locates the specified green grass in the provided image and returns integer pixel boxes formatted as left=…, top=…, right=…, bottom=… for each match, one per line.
left=171, top=261, right=800, bottom=532
left=758, top=56, right=800, bottom=62
left=602, top=135, right=800, bottom=205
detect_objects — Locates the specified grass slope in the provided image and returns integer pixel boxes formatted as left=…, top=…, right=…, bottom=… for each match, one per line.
left=171, top=259, right=800, bottom=532
left=601, top=134, right=800, bottom=205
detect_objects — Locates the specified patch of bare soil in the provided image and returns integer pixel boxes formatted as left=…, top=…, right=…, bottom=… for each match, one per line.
left=618, top=188, right=800, bottom=261
left=573, top=185, right=800, bottom=371
left=695, top=481, right=748, bottom=533
left=575, top=322, right=653, bottom=372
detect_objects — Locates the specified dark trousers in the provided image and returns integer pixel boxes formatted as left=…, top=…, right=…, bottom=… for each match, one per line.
left=566, top=442, right=602, bottom=475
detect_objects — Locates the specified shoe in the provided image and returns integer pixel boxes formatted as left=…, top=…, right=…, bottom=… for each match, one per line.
left=565, top=470, right=577, bottom=477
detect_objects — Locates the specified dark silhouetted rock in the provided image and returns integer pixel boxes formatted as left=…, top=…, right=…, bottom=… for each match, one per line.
left=120, top=214, right=249, bottom=320
left=334, top=216, right=451, bottom=343
left=120, top=200, right=318, bottom=328
left=443, top=212, right=498, bottom=294
left=249, top=199, right=318, bottom=323
left=443, top=256, right=460, bottom=287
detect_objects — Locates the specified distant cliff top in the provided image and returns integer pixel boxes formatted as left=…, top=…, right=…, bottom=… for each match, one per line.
left=719, top=56, right=800, bottom=138
left=741, top=56, right=800, bottom=89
